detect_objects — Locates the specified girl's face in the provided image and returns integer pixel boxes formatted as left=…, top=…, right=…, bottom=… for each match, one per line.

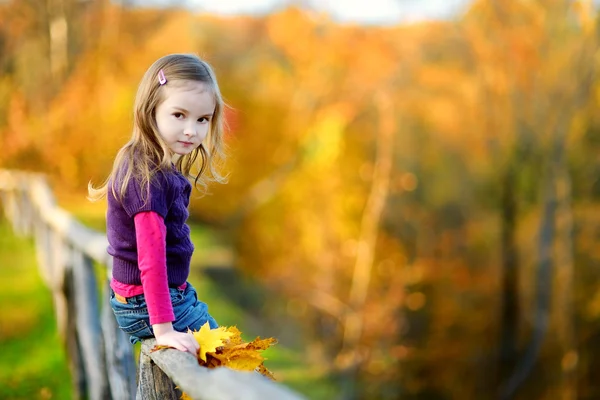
left=155, top=80, right=216, bottom=157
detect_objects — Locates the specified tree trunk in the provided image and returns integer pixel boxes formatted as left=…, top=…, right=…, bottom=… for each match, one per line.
left=338, top=92, right=395, bottom=399
left=498, top=162, right=520, bottom=388
left=556, top=159, right=576, bottom=400
left=498, top=134, right=562, bottom=400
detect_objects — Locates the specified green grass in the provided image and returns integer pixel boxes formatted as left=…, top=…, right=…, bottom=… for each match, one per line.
left=0, top=219, right=72, bottom=400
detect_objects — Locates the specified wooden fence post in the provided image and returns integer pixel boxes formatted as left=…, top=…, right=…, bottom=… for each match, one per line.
left=101, top=277, right=137, bottom=400
left=72, top=249, right=109, bottom=400
left=64, top=267, right=88, bottom=399
left=49, top=229, right=69, bottom=341
left=137, top=350, right=180, bottom=400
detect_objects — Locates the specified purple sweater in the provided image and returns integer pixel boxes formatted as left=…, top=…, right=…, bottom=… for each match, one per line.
left=107, top=167, right=194, bottom=287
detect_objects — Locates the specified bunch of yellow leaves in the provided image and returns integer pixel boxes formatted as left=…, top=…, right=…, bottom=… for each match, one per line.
left=154, top=323, right=278, bottom=399
left=190, top=322, right=277, bottom=380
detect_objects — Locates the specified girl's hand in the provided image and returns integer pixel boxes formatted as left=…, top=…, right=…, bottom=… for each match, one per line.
left=153, top=322, right=199, bottom=355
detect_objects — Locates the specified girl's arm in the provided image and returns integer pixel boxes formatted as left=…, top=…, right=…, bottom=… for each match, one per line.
left=134, top=211, right=199, bottom=354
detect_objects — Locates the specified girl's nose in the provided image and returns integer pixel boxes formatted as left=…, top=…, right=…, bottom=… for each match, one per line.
left=183, top=125, right=196, bottom=136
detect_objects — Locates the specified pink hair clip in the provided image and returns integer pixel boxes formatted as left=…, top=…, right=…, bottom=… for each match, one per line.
left=158, top=69, right=167, bottom=85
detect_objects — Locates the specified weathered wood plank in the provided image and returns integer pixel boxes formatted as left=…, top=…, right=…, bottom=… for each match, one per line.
left=72, top=251, right=109, bottom=400
left=102, top=281, right=137, bottom=400
left=141, top=339, right=306, bottom=400
left=34, top=217, right=52, bottom=284
left=64, top=268, right=88, bottom=399
left=137, top=350, right=180, bottom=400
left=29, top=177, right=109, bottom=264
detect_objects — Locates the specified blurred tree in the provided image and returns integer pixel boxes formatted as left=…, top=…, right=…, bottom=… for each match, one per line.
left=463, top=1, right=598, bottom=398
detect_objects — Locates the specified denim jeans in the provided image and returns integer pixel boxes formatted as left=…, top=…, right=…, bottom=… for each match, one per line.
left=109, top=282, right=218, bottom=344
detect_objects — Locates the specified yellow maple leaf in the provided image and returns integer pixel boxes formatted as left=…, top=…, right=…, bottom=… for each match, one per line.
left=211, top=346, right=265, bottom=370
left=246, top=337, right=277, bottom=351
left=192, top=325, right=278, bottom=380
left=227, top=354, right=265, bottom=371
left=191, top=322, right=233, bottom=362
left=224, top=326, right=244, bottom=346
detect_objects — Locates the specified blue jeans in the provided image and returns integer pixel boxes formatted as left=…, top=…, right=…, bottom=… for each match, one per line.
left=109, top=282, right=218, bottom=344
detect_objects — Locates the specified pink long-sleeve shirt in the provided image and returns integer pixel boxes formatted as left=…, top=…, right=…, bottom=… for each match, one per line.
left=110, top=211, right=186, bottom=325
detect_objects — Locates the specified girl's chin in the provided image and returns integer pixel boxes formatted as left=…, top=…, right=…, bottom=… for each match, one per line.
left=170, top=148, right=195, bottom=157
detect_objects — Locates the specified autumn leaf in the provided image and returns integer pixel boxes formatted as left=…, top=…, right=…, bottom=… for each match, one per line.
left=191, top=322, right=234, bottom=362
left=150, top=344, right=175, bottom=352
left=210, top=342, right=266, bottom=371
left=245, top=337, right=277, bottom=351
left=190, top=324, right=278, bottom=380
left=224, top=326, right=244, bottom=346
left=256, top=364, right=276, bottom=381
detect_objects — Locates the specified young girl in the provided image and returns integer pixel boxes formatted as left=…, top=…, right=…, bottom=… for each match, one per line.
left=89, top=53, right=227, bottom=354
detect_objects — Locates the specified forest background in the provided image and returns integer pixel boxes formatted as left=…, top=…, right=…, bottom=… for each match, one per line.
left=1, top=0, right=600, bottom=399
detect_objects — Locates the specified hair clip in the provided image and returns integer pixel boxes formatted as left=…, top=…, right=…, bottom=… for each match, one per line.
left=158, top=69, right=167, bottom=85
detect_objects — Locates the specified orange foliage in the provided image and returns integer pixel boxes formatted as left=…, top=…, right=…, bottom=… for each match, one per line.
left=1, top=1, right=599, bottom=398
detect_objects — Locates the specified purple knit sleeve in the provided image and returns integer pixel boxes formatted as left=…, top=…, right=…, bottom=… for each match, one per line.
left=122, top=173, right=170, bottom=218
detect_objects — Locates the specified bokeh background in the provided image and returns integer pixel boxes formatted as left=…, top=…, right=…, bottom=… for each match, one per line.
left=1, top=0, right=600, bottom=399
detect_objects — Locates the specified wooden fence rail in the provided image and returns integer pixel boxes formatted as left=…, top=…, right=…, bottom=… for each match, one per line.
left=0, top=169, right=305, bottom=400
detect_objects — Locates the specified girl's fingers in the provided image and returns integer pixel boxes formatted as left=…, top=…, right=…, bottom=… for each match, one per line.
left=188, top=334, right=199, bottom=351
left=189, top=340, right=199, bottom=354
left=161, top=332, right=198, bottom=354
left=173, top=344, right=187, bottom=352
left=183, top=336, right=198, bottom=354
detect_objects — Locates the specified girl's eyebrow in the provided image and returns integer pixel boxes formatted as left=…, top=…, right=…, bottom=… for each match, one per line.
left=172, top=106, right=214, bottom=117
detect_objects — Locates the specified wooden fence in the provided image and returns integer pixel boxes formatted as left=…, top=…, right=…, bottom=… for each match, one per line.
left=0, top=169, right=305, bottom=400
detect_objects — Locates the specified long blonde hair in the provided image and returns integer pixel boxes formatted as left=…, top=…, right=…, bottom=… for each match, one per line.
left=88, top=53, right=227, bottom=202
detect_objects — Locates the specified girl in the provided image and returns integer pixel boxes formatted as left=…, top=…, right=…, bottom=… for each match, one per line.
left=89, top=53, right=227, bottom=354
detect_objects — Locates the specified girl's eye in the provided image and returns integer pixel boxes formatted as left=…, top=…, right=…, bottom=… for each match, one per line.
left=198, top=117, right=210, bottom=123
left=173, top=112, right=184, bottom=119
